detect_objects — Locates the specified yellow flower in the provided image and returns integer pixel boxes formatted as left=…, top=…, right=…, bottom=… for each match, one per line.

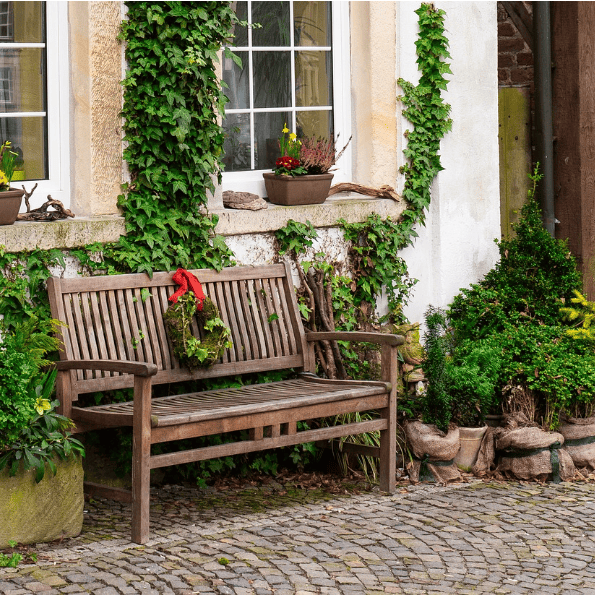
left=282, top=123, right=289, bottom=134
left=0, top=171, right=8, bottom=187
left=35, top=397, right=51, bottom=416
left=289, top=133, right=297, bottom=141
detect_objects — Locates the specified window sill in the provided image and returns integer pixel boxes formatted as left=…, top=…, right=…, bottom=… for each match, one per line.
left=212, top=194, right=405, bottom=236
left=0, top=215, right=126, bottom=253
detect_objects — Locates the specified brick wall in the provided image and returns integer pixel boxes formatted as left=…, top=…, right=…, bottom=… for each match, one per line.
left=497, top=1, right=533, bottom=86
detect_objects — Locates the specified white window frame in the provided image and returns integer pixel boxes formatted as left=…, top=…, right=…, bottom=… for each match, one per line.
left=0, top=1, right=69, bottom=209
left=222, top=1, right=351, bottom=198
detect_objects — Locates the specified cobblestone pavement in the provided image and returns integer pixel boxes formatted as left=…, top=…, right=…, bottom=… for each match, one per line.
left=2, top=478, right=595, bottom=594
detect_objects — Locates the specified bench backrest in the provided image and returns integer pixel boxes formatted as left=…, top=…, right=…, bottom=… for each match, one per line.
left=47, top=263, right=309, bottom=397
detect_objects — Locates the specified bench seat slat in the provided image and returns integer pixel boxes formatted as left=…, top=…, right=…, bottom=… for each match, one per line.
left=70, top=377, right=389, bottom=429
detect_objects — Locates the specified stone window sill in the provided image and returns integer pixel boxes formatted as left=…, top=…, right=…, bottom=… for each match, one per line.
left=0, top=195, right=405, bottom=253
left=0, top=215, right=126, bottom=253
left=212, top=194, right=405, bottom=236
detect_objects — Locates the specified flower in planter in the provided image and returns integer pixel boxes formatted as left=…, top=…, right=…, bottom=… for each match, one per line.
left=272, top=124, right=351, bottom=177
left=0, top=141, right=18, bottom=190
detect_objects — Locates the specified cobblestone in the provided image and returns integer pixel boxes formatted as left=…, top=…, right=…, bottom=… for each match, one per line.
left=3, top=480, right=595, bottom=593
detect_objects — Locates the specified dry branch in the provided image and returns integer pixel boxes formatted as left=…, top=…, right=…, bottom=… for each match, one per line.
left=328, top=183, right=401, bottom=202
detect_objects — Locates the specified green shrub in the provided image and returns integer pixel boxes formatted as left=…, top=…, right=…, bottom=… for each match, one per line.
left=449, top=170, right=581, bottom=342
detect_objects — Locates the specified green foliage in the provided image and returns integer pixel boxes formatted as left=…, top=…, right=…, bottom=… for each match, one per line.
left=445, top=340, right=502, bottom=427
left=340, top=214, right=417, bottom=323
left=398, top=3, right=452, bottom=231
left=99, top=1, right=238, bottom=277
left=274, top=219, right=317, bottom=257
left=421, top=307, right=451, bottom=432
left=0, top=389, right=85, bottom=483
left=0, top=317, right=61, bottom=448
left=449, top=168, right=582, bottom=342
left=0, top=247, right=65, bottom=331
left=0, top=551, right=22, bottom=568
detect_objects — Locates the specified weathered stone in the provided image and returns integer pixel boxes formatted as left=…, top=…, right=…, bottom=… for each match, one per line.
left=222, top=191, right=268, bottom=211
left=0, top=456, right=83, bottom=545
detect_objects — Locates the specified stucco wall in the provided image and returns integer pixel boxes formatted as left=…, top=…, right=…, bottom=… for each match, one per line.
left=398, top=1, right=501, bottom=325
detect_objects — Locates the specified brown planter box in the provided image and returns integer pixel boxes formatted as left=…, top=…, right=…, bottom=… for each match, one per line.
left=0, top=188, right=24, bottom=225
left=263, top=172, right=333, bottom=206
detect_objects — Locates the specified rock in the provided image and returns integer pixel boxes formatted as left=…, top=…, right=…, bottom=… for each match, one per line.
left=223, top=191, right=268, bottom=211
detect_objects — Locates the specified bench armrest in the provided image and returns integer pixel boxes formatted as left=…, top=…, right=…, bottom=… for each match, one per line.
left=305, top=331, right=405, bottom=346
left=55, top=359, right=158, bottom=377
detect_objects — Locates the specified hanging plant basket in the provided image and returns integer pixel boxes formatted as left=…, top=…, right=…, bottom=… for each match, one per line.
left=263, top=172, right=333, bottom=206
left=0, top=188, right=24, bottom=225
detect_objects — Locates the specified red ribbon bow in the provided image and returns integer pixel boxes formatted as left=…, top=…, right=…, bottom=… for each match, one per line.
left=169, top=268, right=205, bottom=311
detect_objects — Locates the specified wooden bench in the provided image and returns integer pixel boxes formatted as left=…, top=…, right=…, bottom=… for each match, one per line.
left=47, top=263, right=404, bottom=543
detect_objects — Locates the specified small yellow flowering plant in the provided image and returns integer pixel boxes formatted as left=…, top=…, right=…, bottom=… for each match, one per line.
left=274, top=123, right=307, bottom=176
left=273, top=124, right=351, bottom=177
left=0, top=140, right=18, bottom=190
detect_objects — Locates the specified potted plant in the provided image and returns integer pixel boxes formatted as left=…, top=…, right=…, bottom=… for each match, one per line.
left=0, top=316, right=85, bottom=546
left=0, top=141, right=25, bottom=225
left=263, top=124, right=350, bottom=206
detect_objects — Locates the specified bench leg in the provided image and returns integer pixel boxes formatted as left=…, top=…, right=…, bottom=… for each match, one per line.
left=132, top=376, right=152, bottom=544
left=379, top=344, right=398, bottom=493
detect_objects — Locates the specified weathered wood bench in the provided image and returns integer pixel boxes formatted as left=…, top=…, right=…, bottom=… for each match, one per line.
left=47, top=263, right=403, bottom=543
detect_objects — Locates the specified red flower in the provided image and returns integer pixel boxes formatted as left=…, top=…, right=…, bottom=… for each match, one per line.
left=275, top=156, right=300, bottom=170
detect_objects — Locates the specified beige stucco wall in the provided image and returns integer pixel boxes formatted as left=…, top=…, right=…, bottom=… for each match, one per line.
left=69, top=1, right=123, bottom=217
left=350, top=2, right=399, bottom=189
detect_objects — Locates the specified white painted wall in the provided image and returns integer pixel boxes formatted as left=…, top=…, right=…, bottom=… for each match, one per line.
left=398, top=2, right=501, bottom=326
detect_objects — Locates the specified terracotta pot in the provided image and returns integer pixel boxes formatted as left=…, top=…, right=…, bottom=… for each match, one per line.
left=263, top=172, right=333, bottom=206
left=0, top=188, right=24, bottom=225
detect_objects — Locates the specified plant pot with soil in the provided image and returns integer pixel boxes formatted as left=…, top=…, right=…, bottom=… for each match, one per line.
left=263, top=124, right=350, bottom=206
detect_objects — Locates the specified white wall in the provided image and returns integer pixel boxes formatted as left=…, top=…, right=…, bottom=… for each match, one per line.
left=398, top=2, right=501, bottom=325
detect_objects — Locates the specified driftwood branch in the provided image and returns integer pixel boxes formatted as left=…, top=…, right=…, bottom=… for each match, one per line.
left=328, top=183, right=401, bottom=202
left=17, top=184, right=75, bottom=222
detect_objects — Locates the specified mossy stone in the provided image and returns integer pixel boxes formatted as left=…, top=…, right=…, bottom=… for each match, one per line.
left=0, top=455, right=83, bottom=545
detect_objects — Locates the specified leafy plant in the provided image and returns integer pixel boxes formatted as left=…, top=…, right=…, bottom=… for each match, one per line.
left=421, top=307, right=451, bottom=432
left=449, top=167, right=582, bottom=342
left=0, top=376, right=85, bottom=483
left=274, top=219, right=317, bottom=256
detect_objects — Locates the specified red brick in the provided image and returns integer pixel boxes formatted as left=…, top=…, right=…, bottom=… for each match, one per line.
left=499, top=54, right=515, bottom=68
left=517, top=51, right=534, bottom=66
left=498, top=22, right=516, bottom=37
left=498, top=69, right=511, bottom=84
left=499, top=37, right=527, bottom=52
left=510, top=67, right=534, bottom=84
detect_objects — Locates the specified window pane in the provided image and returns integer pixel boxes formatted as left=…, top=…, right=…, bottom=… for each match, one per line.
left=294, top=1, right=331, bottom=47
left=223, top=113, right=251, bottom=172
left=295, top=50, right=332, bottom=107
left=223, top=51, right=249, bottom=110
left=252, top=1, right=290, bottom=47
left=297, top=110, right=332, bottom=140
left=255, top=111, right=290, bottom=170
left=0, top=48, right=45, bottom=113
left=253, top=51, right=290, bottom=108
left=230, top=1, right=248, bottom=47
left=0, top=2, right=43, bottom=43
left=0, top=115, right=46, bottom=179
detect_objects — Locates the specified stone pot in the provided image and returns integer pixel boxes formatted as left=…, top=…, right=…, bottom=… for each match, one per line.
left=263, top=172, right=333, bottom=206
left=0, top=188, right=24, bottom=225
left=454, top=425, right=488, bottom=472
left=0, top=456, right=84, bottom=545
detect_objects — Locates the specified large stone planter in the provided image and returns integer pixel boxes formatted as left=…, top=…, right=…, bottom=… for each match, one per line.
left=263, top=172, right=333, bottom=205
left=0, top=456, right=84, bottom=545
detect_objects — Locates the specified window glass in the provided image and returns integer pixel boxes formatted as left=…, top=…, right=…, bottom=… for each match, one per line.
left=222, top=0, right=333, bottom=173
left=0, top=1, right=47, bottom=182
